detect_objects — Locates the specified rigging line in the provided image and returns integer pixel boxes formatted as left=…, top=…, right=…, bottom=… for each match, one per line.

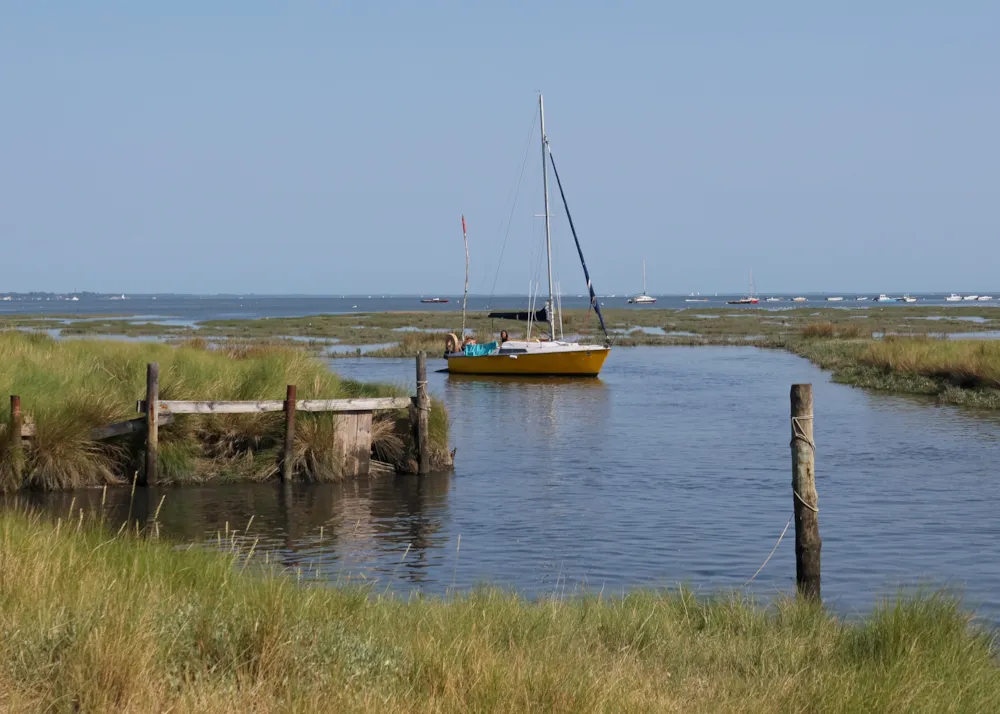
left=486, top=106, right=539, bottom=308
left=546, top=149, right=609, bottom=343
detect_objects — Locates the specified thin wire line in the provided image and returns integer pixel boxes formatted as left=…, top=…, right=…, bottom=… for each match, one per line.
left=486, top=106, right=539, bottom=307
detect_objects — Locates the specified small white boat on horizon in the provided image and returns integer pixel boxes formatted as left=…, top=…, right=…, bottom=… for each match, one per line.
left=945, top=294, right=963, bottom=302
left=826, top=296, right=844, bottom=302
left=792, top=297, right=807, bottom=302
left=901, top=295, right=917, bottom=303
left=765, top=297, right=784, bottom=302
left=855, top=296, right=869, bottom=301
left=964, top=295, right=980, bottom=301
left=626, top=261, right=656, bottom=304
left=978, top=295, right=993, bottom=301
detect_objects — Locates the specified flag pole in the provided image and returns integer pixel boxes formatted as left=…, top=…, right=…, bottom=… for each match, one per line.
left=461, top=215, right=469, bottom=340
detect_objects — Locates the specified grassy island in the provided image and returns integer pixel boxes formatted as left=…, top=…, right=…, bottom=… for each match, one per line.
left=0, top=332, right=450, bottom=490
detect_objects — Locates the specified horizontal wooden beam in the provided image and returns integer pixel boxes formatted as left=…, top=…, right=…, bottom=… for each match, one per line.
left=136, top=397, right=411, bottom=415
left=19, top=414, right=172, bottom=440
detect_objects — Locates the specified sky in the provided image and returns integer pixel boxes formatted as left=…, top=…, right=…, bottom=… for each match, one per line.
left=2, top=1, right=998, bottom=295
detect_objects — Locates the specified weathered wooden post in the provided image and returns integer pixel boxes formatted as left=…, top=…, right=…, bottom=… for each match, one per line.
left=790, top=383, right=821, bottom=602
left=144, top=363, right=159, bottom=486
left=283, top=384, right=296, bottom=482
left=10, top=395, right=23, bottom=482
left=416, top=352, right=430, bottom=475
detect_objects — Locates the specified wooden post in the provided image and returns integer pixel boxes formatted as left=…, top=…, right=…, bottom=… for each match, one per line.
left=283, top=384, right=296, bottom=482
left=144, top=363, right=159, bottom=486
left=790, top=384, right=821, bottom=602
left=10, top=395, right=23, bottom=482
left=416, top=352, right=430, bottom=475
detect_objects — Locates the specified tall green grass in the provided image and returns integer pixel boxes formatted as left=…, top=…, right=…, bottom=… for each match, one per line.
left=0, top=508, right=996, bottom=712
left=860, top=337, right=1000, bottom=390
left=0, top=332, right=450, bottom=490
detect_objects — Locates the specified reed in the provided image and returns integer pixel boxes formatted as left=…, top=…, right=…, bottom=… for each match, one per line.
left=0, top=508, right=996, bottom=713
left=0, top=332, right=450, bottom=490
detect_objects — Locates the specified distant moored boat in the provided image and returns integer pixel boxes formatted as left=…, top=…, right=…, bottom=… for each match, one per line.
left=945, top=294, right=962, bottom=302
left=727, top=269, right=759, bottom=304
left=421, top=298, right=449, bottom=303
left=826, top=296, right=843, bottom=302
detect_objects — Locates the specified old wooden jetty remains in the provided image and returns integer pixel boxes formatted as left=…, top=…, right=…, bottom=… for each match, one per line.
left=9, top=353, right=439, bottom=485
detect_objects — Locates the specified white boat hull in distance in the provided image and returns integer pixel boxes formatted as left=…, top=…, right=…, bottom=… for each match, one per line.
left=945, top=294, right=962, bottom=302
left=978, top=296, right=993, bottom=301
left=825, top=297, right=844, bottom=301
left=964, top=296, right=980, bottom=301
left=627, top=295, right=656, bottom=304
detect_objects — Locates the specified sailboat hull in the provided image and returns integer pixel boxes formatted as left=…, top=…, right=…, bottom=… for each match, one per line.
left=446, top=346, right=609, bottom=376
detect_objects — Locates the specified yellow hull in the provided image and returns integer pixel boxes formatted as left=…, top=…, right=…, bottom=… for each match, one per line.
left=446, top=348, right=609, bottom=376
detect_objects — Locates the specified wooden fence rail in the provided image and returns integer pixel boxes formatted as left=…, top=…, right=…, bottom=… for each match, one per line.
left=10, top=356, right=432, bottom=486
left=135, top=397, right=411, bottom=415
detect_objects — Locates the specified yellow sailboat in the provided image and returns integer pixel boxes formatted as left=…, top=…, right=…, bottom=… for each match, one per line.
left=445, top=94, right=611, bottom=377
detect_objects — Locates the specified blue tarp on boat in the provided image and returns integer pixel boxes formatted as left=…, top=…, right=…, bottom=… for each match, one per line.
left=463, top=341, right=498, bottom=357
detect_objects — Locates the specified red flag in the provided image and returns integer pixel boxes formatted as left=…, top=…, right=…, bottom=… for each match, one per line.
left=461, top=215, right=467, bottom=235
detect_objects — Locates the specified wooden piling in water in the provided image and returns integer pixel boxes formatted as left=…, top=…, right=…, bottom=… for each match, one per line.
left=10, top=395, right=23, bottom=482
left=416, top=352, right=430, bottom=475
left=283, top=384, right=296, bottom=482
left=790, top=383, right=821, bottom=602
left=144, top=363, right=159, bottom=486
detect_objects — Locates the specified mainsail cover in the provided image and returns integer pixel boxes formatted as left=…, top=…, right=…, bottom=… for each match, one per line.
left=487, top=306, right=548, bottom=323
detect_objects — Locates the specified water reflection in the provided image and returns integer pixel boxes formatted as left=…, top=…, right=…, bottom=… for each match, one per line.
left=7, top=472, right=453, bottom=586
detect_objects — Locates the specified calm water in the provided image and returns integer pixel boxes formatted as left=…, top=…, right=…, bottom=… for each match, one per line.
left=4, top=293, right=1000, bottom=320
left=13, top=347, right=1000, bottom=620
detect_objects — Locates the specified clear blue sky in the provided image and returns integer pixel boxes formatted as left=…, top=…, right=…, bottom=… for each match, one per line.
left=2, top=2, right=997, bottom=295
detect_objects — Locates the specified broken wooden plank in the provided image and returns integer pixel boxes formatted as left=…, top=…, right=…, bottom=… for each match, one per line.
left=136, top=397, right=410, bottom=414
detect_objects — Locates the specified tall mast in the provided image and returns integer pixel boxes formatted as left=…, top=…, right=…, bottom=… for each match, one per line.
left=643, top=260, right=647, bottom=294
left=539, top=93, right=556, bottom=337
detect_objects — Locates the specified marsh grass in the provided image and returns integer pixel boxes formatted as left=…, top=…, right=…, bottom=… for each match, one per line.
left=0, top=508, right=997, bottom=712
left=861, top=337, right=1000, bottom=390
left=802, top=322, right=870, bottom=339
left=0, top=332, right=450, bottom=490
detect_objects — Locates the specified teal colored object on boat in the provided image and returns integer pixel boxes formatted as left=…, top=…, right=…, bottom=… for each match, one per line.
left=463, top=342, right=498, bottom=357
